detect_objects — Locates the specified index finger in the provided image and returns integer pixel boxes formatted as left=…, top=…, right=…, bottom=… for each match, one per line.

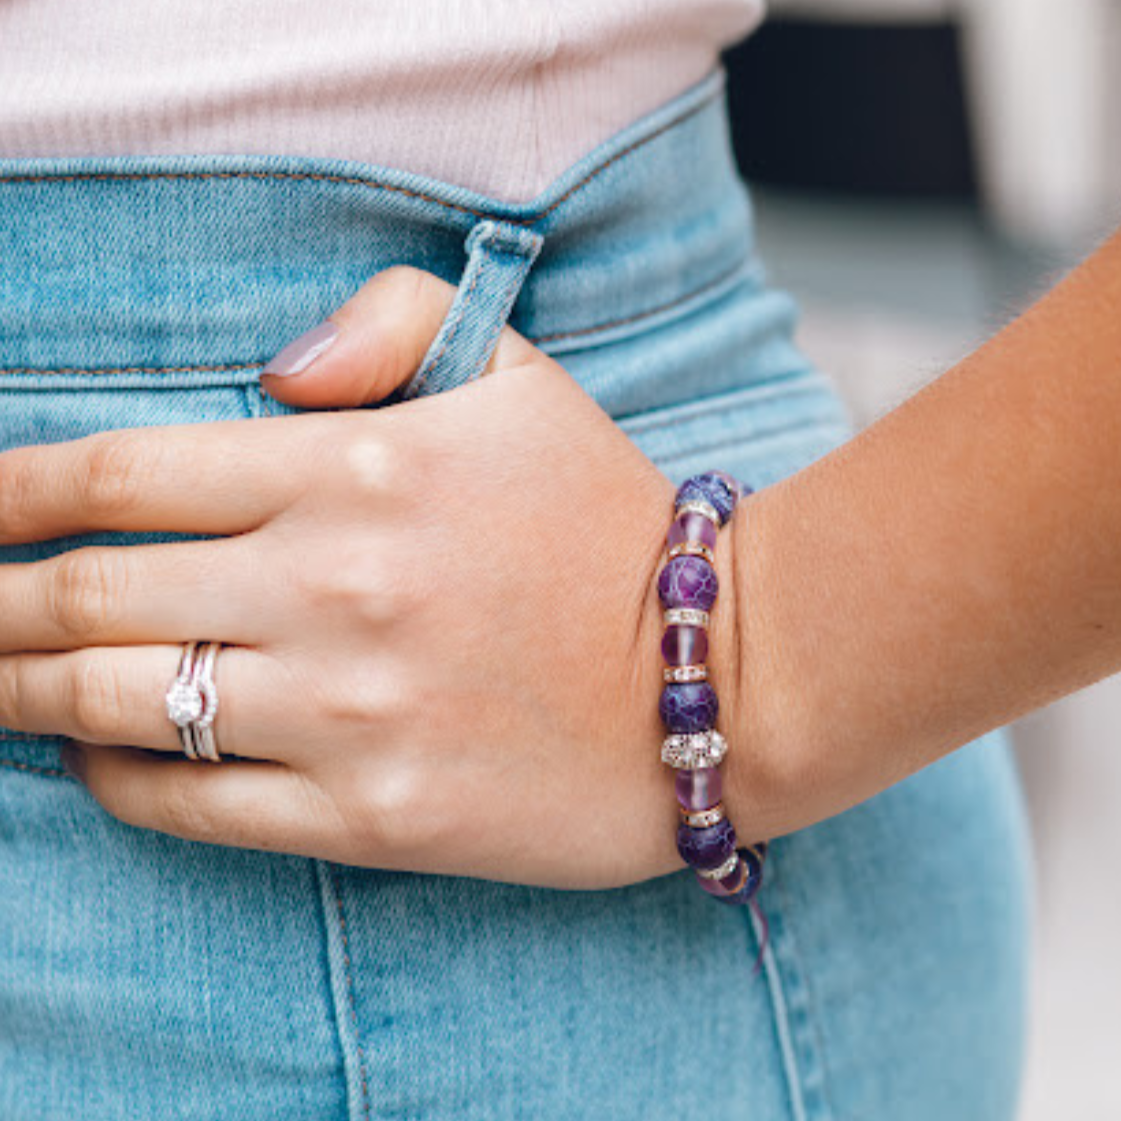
left=0, top=414, right=322, bottom=545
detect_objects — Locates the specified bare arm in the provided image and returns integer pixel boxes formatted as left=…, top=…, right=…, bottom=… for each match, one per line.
left=726, top=226, right=1121, bottom=837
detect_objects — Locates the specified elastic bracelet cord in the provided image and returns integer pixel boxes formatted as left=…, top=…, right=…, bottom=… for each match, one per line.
left=657, top=470, right=770, bottom=968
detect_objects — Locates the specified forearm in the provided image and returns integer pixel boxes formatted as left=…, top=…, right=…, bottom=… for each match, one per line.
left=726, top=226, right=1121, bottom=837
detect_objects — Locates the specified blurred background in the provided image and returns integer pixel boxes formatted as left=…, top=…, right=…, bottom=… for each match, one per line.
left=722, top=3, right=1121, bottom=1117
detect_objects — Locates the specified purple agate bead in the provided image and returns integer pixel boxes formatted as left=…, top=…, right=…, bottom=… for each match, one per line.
left=675, top=765, right=723, bottom=811
left=658, top=555, right=718, bottom=612
left=667, top=511, right=718, bottom=551
left=660, top=625, right=708, bottom=666
left=676, top=817, right=737, bottom=870
left=675, top=472, right=739, bottom=526
left=661, top=682, right=719, bottom=735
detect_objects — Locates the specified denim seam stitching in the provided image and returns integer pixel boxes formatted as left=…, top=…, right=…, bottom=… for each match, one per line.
left=0, top=82, right=720, bottom=224
left=467, top=242, right=542, bottom=385
left=772, top=868, right=837, bottom=1121
left=0, top=256, right=741, bottom=379
left=532, top=255, right=750, bottom=345
left=406, top=244, right=491, bottom=398
left=317, top=862, right=373, bottom=1121
left=749, top=863, right=812, bottom=1121
left=0, top=755, right=67, bottom=778
left=0, top=363, right=265, bottom=377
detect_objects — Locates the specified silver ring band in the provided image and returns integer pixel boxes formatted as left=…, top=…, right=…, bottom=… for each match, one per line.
left=164, top=639, right=224, bottom=762
left=190, top=642, right=223, bottom=763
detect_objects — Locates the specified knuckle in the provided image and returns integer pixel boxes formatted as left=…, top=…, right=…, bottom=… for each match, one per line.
left=296, top=546, right=411, bottom=624
left=67, top=654, right=127, bottom=741
left=380, top=264, right=435, bottom=305
left=0, top=659, right=26, bottom=726
left=48, top=547, right=129, bottom=640
left=80, top=432, right=148, bottom=520
left=0, top=451, right=37, bottom=539
left=311, top=662, right=412, bottom=728
left=341, top=431, right=406, bottom=497
left=350, top=762, right=441, bottom=855
left=158, top=780, right=221, bottom=843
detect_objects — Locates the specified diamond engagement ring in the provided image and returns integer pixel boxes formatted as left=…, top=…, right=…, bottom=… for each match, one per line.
left=164, top=640, right=224, bottom=762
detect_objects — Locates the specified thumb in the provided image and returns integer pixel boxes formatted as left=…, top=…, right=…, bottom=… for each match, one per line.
left=259, top=265, right=537, bottom=409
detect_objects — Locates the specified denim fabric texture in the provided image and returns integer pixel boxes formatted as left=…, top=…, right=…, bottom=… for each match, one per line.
left=0, top=69, right=1032, bottom=1120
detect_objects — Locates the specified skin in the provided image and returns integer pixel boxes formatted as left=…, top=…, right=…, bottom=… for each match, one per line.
left=3, top=226, right=1121, bottom=889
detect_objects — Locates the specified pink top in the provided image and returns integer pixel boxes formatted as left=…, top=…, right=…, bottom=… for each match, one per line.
left=0, top=0, right=764, bottom=202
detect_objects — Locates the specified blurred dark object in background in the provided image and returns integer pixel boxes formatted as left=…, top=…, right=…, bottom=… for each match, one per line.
left=723, top=18, right=978, bottom=200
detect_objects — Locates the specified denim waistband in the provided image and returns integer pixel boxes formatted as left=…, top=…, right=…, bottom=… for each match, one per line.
left=0, top=69, right=766, bottom=403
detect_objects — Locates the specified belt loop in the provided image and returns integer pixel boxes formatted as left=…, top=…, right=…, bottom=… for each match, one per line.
left=400, top=219, right=544, bottom=400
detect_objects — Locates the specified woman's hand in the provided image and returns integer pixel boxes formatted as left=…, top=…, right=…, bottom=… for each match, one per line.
left=0, top=267, right=764, bottom=889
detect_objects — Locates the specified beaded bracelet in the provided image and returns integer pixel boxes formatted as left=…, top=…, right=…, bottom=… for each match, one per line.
left=657, top=471, right=769, bottom=911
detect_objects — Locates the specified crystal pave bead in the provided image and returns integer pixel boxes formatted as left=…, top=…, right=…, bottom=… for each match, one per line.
left=661, top=729, right=727, bottom=769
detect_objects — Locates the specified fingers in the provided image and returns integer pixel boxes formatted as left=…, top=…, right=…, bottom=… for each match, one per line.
left=260, top=265, right=540, bottom=409
left=0, top=414, right=325, bottom=545
left=0, top=536, right=273, bottom=652
left=0, top=644, right=290, bottom=760
left=67, top=742, right=339, bottom=855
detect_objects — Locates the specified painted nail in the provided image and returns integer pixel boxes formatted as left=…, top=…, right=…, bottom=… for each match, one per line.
left=61, top=743, right=87, bottom=782
left=262, top=321, right=339, bottom=378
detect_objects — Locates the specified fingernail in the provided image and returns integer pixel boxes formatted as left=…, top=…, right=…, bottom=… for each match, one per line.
left=61, top=743, right=87, bottom=782
left=262, top=321, right=339, bottom=378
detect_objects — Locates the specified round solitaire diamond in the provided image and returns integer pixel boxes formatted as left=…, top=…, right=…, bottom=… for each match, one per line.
left=166, top=680, right=204, bottom=727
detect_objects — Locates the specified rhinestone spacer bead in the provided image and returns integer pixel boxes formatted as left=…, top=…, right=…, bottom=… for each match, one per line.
left=663, top=665, right=707, bottom=683
left=696, top=851, right=740, bottom=880
left=662, top=729, right=728, bottom=769
left=680, top=803, right=726, bottom=828
left=674, top=498, right=721, bottom=528
left=664, top=608, right=710, bottom=628
left=667, top=540, right=716, bottom=565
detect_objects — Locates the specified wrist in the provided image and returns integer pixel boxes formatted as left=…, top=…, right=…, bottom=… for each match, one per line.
left=717, top=480, right=812, bottom=843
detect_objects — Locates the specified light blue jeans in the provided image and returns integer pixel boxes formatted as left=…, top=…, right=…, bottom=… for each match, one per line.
left=0, top=69, right=1032, bottom=1120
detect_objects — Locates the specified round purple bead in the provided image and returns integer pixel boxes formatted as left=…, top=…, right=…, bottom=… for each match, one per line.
left=675, top=765, right=723, bottom=811
left=658, top=555, right=718, bottom=612
left=661, top=682, right=719, bottom=735
left=676, top=817, right=737, bottom=870
left=675, top=472, right=739, bottom=525
left=660, top=625, right=708, bottom=667
left=666, top=511, right=718, bottom=551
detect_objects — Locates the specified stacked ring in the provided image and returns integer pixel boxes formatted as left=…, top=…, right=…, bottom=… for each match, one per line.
left=164, top=639, right=225, bottom=763
left=657, top=470, right=768, bottom=907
